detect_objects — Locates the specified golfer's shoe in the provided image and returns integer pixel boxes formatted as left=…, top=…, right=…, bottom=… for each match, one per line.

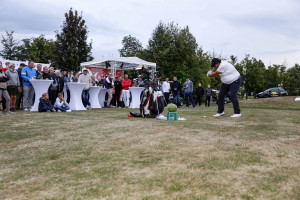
left=213, top=112, right=225, bottom=117
left=231, top=113, right=242, bottom=118
left=66, top=110, right=72, bottom=112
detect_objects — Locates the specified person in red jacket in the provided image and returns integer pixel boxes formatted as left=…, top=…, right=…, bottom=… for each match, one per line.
left=122, top=74, right=131, bottom=107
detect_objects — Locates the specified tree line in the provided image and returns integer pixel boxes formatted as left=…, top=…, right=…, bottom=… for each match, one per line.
left=0, top=8, right=93, bottom=73
left=1, top=11, right=299, bottom=96
left=119, top=22, right=300, bottom=96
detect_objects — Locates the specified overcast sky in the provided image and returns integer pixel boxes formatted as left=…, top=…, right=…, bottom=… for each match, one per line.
left=0, top=0, right=299, bottom=67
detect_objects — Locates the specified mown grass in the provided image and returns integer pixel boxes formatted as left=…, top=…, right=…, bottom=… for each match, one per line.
left=0, top=96, right=299, bottom=200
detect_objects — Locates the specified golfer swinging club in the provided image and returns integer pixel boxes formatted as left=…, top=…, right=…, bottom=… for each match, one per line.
left=207, top=58, right=242, bottom=118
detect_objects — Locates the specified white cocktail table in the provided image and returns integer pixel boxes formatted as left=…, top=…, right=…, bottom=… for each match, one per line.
left=89, top=86, right=102, bottom=108
left=30, top=79, right=53, bottom=112
left=129, top=87, right=144, bottom=109
left=98, top=88, right=107, bottom=107
left=67, top=82, right=87, bottom=111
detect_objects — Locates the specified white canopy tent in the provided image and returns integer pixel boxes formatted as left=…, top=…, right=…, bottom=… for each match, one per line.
left=80, top=57, right=156, bottom=77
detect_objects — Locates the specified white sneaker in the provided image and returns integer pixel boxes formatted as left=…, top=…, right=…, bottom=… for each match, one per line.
left=57, top=110, right=61, bottom=112
left=66, top=110, right=72, bottom=112
left=24, top=108, right=29, bottom=111
left=213, top=112, right=225, bottom=117
left=231, top=113, right=242, bottom=118
left=86, top=105, right=92, bottom=110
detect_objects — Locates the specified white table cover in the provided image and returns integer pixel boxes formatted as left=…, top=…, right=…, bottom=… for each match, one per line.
left=67, top=82, right=87, bottom=111
left=30, top=79, right=53, bottom=112
left=129, top=87, right=144, bottom=109
left=98, top=88, right=107, bottom=107
left=89, top=86, right=102, bottom=108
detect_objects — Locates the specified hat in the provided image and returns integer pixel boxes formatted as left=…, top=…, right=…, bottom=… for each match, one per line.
left=55, top=70, right=60, bottom=73
left=20, top=63, right=26, bottom=67
left=82, top=68, right=88, bottom=72
left=211, top=58, right=221, bottom=68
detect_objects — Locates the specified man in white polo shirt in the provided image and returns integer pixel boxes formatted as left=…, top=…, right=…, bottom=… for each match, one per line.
left=208, top=58, right=242, bottom=118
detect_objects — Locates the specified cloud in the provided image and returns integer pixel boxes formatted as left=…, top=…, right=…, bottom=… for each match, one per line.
left=0, top=0, right=299, bottom=67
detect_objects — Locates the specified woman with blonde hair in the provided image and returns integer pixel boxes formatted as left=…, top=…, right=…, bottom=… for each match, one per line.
left=5, top=63, right=20, bottom=112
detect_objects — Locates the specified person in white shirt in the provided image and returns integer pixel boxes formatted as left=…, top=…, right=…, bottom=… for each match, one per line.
left=54, top=93, right=71, bottom=112
left=162, top=77, right=171, bottom=104
left=208, top=58, right=242, bottom=118
left=78, top=68, right=92, bottom=109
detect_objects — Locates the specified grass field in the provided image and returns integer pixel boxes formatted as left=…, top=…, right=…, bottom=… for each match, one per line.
left=1, top=96, right=299, bottom=200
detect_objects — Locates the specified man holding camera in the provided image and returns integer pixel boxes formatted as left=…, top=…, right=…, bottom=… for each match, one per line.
left=208, top=58, right=242, bottom=118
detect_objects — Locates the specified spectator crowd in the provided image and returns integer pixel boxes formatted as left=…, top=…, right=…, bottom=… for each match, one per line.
left=0, top=60, right=215, bottom=114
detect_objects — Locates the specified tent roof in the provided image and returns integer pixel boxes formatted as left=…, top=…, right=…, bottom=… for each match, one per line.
left=80, top=57, right=156, bottom=70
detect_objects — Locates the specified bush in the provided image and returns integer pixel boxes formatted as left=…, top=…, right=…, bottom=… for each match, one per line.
left=167, top=104, right=177, bottom=112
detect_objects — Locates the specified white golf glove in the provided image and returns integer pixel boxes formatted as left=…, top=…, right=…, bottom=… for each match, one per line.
left=207, top=70, right=212, bottom=77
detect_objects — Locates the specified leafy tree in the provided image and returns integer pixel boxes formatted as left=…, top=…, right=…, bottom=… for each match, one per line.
left=196, top=47, right=214, bottom=88
left=53, top=8, right=93, bottom=72
left=240, top=55, right=266, bottom=98
left=0, top=30, right=19, bottom=60
left=16, top=35, right=55, bottom=63
left=119, top=35, right=143, bottom=57
left=146, top=22, right=202, bottom=86
left=282, top=64, right=300, bottom=95
left=264, top=65, right=281, bottom=89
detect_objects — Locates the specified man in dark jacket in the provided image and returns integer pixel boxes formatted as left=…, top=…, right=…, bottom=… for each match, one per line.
left=42, top=66, right=52, bottom=80
left=49, top=70, right=64, bottom=105
left=205, top=84, right=213, bottom=107
left=114, top=76, right=123, bottom=107
left=36, top=64, right=43, bottom=78
left=196, top=83, right=204, bottom=107
left=16, top=63, right=25, bottom=110
left=171, top=76, right=181, bottom=108
left=38, top=93, right=55, bottom=112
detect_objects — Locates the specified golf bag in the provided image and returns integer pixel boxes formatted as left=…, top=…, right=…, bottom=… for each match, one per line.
left=140, top=86, right=164, bottom=118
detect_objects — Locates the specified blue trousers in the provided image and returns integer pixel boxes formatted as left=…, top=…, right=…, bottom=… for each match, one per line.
left=54, top=105, right=70, bottom=112
left=172, top=91, right=180, bottom=107
left=82, top=89, right=91, bottom=107
left=185, top=92, right=195, bottom=107
left=218, top=77, right=241, bottom=114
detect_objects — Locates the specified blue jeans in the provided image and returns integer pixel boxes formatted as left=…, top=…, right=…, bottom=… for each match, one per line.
left=54, top=105, right=70, bottom=112
left=172, top=91, right=180, bottom=107
left=82, top=89, right=90, bottom=107
left=218, top=77, right=242, bottom=114
left=185, top=92, right=195, bottom=107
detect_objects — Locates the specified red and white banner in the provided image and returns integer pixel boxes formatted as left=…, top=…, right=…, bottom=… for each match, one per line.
left=86, top=67, right=122, bottom=81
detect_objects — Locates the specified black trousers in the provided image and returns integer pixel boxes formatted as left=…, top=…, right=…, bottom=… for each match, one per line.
left=205, top=96, right=211, bottom=107
left=66, top=89, right=70, bottom=103
left=49, top=90, right=58, bottom=105
left=16, top=90, right=23, bottom=109
left=218, top=77, right=242, bottom=114
left=163, top=92, right=170, bottom=105
left=196, top=95, right=203, bottom=106
left=115, top=91, right=121, bottom=107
